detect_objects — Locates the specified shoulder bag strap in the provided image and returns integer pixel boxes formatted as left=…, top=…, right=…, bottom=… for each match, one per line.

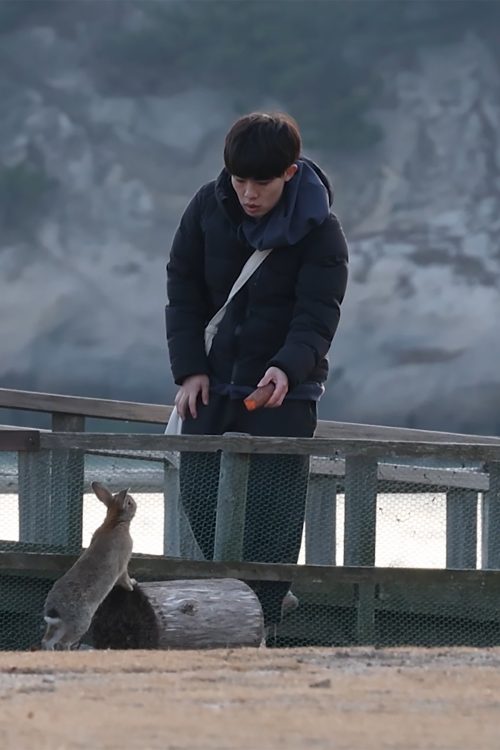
left=204, top=248, right=273, bottom=354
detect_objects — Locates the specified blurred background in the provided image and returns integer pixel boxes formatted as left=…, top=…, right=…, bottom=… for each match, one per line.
left=1, top=0, right=499, bottom=434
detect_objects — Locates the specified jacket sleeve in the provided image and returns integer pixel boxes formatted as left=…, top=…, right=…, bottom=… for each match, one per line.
left=267, top=215, right=349, bottom=389
left=165, top=189, right=210, bottom=385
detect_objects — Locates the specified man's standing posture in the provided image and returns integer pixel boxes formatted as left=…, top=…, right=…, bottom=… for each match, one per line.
left=166, top=112, right=348, bottom=634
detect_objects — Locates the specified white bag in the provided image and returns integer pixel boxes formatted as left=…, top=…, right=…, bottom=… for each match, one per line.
left=165, top=248, right=272, bottom=435
left=165, top=407, right=183, bottom=435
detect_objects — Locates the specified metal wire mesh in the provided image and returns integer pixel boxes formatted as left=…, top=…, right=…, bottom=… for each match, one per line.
left=0, top=444, right=499, bottom=650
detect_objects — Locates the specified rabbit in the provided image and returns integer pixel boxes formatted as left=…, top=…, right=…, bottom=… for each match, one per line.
left=41, top=481, right=137, bottom=651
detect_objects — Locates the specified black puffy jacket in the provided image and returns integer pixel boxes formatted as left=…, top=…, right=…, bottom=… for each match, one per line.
left=166, top=164, right=348, bottom=392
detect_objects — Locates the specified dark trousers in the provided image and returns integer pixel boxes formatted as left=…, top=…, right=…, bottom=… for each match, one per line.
left=179, top=394, right=316, bottom=625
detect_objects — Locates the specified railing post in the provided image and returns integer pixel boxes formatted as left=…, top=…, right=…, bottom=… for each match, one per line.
left=354, top=582, right=376, bottom=645
left=305, top=473, right=336, bottom=565
left=344, top=455, right=378, bottom=566
left=481, top=462, right=500, bottom=569
left=163, top=462, right=180, bottom=557
left=446, top=488, right=478, bottom=569
left=50, top=413, right=85, bottom=551
left=18, top=449, right=52, bottom=544
left=213, top=433, right=250, bottom=562
left=344, top=455, right=378, bottom=645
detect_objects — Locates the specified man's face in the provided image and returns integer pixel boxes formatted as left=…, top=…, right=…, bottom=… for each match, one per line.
left=231, top=164, right=298, bottom=219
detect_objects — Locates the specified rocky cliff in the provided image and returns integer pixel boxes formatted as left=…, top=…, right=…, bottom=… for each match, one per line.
left=1, top=7, right=499, bottom=434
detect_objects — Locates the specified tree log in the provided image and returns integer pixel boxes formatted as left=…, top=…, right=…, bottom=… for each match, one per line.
left=89, top=578, right=264, bottom=649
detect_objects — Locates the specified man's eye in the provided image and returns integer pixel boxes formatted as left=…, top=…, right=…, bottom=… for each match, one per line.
left=257, top=180, right=271, bottom=186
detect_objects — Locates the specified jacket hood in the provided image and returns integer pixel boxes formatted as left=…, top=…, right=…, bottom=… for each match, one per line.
left=215, top=157, right=333, bottom=250
left=301, top=156, right=333, bottom=206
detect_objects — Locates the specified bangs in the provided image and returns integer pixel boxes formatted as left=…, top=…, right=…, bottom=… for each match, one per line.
left=224, top=143, right=289, bottom=180
left=224, top=115, right=300, bottom=179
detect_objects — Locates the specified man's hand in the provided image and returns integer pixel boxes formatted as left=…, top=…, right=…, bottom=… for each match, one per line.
left=257, top=366, right=289, bottom=407
left=174, top=374, right=210, bottom=419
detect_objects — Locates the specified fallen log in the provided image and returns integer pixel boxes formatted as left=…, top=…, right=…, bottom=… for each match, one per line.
left=89, top=578, right=264, bottom=649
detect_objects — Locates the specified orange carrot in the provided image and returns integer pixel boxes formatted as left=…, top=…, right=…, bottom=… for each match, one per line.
left=244, top=383, right=275, bottom=411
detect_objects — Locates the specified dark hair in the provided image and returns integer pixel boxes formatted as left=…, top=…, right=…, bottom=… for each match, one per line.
left=224, top=112, right=301, bottom=180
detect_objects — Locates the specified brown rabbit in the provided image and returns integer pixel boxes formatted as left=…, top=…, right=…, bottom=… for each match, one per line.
left=41, top=481, right=137, bottom=650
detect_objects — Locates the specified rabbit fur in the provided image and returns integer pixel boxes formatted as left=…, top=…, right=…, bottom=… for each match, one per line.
left=41, top=481, right=137, bottom=650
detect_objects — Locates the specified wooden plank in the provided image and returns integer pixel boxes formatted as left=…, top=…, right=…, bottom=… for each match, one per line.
left=446, top=488, right=478, bottom=569
left=344, top=456, right=378, bottom=566
left=315, top=419, right=500, bottom=446
left=3, top=551, right=500, bottom=589
left=234, top=454, right=489, bottom=489
left=37, top=432, right=500, bottom=462
left=0, top=387, right=170, bottom=424
left=481, top=462, right=500, bottom=569
left=214, top=441, right=250, bottom=561
left=0, top=430, right=40, bottom=451
left=305, top=473, right=336, bottom=565
left=375, top=462, right=488, bottom=490
left=85, top=448, right=179, bottom=469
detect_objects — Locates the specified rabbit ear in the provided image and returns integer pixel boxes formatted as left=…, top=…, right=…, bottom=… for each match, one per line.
left=91, top=481, right=113, bottom=506
left=114, top=488, right=130, bottom=508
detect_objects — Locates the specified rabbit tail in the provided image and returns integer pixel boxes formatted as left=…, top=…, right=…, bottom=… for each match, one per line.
left=41, top=614, right=66, bottom=650
left=41, top=609, right=80, bottom=651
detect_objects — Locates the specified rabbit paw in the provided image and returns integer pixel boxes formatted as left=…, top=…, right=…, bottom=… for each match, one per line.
left=116, top=573, right=136, bottom=591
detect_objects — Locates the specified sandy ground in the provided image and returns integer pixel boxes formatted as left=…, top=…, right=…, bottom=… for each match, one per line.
left=0, top=647, right=499, bottom=750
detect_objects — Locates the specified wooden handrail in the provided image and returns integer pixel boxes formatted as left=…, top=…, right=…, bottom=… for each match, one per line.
left=1, top=386, right=500, bottom=445
left=0, top=387, right=169, bottom=424
left=33, top=431, right=500, bottom=461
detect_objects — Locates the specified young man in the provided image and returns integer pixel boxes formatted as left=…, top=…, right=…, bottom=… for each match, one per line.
left=166, top=112, right=348, bottom=633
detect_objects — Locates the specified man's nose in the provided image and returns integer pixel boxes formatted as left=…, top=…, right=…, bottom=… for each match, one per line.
left=243, top=182, right=258, bottom=199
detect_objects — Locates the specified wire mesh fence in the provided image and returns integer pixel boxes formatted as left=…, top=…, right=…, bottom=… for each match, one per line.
left=1, top=436, right=500, bottom=650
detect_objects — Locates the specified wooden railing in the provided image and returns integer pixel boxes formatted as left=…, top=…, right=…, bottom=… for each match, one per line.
left=1, top=386, right=500, bottom=569
left=3, top=386, right=500, bottom=442
left=2, top=387, right=500, bottom=647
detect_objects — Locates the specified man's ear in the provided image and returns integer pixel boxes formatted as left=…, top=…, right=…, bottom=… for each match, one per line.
left=284, top=163, right=299, bottom=182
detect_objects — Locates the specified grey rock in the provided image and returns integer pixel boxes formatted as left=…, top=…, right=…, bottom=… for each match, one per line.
left=1, top=22, right=499, bottom=434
